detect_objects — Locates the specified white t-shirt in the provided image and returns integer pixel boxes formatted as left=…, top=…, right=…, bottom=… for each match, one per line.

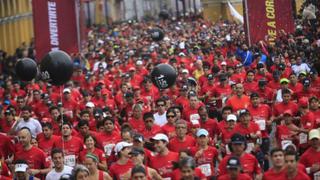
left=154, top=112, right=167, bottom=127
left=46, top=165, right=73, bottom=180
left=16, top=118, right=42, bottom=137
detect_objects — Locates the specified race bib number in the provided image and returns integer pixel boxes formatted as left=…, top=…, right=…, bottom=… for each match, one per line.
left=190, top=114, right=200, bottom=121
left=299, top=133, right=308, bottom=144
left=64, top=155, right=76, bottom=167
left=198, top=163, right=212, bottom=177
left=163, top=178, right=171, bottom=180
left=255, top=119, right=266, bottom=131
left=245, top=143, right=255, bottom=153
left=281, top=140, right=292, bottom=150
left=190, top=119, right=200, bottom=126
left=104, top=144, right=115, bottom=156
left=314, top=171, right=320, bottom=180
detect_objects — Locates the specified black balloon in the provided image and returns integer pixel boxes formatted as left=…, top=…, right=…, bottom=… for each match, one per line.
left=15, top=58, right=38, bottom=81
left=40, top=50, right=73, bottom=86
left=151, top=64, right=177, bottom=89
left=150, top=28, right=164, bottom=41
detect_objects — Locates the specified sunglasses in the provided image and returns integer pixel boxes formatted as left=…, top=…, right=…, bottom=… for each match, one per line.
left=167, top=115, right=175, bottom=118
left=157, top=104, right=165, bottom=107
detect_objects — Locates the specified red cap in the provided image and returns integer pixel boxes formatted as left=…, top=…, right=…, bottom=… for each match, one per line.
left=283, top=110, right=293, bottom=116
left=102, top=89, right=109, bottom=96
left=299, top=97, right=309, bottom=107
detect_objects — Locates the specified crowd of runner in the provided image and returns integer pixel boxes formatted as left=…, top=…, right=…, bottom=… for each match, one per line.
left=0, top=1, right=319, bottom=180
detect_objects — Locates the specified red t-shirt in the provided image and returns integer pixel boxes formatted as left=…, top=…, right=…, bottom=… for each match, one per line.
left=190, top=146, right=219, bottom=177
left=149, top=151, right=179, bottom=178
left=218, top=173, right=252, bottom=180
left=299, top=147, right=320, bottom=178
left=95, top=131, right=121, bottom=157
left=14, top=146, right=50, bottom=170
left=0, top=133, right=14, bottom=158
left=141, top=125, right=163, bottom=140
left=171, top=167, right=206, bottom=180
left=168, top=135, right=196, bottom=152
left=53, top=136, right=84, bottom=166
left=272, top=101, right=298, bottom=117
left=128, top=118, right=145, bottom=134
left=161, top=123, right=176, bottom=138
left=37, top=133, right=60, bottom=156
left=219, top=153, right=261, bottom=178
left=226, top=95, right=251, bottom=111
left=79, top=148, right=106, bottom=164
left=284, top=170, right=310, bottom=180
left=263, top=168, right=286, bottom=180
left=0, top=119, right=15, bottom=134
left=233, top=122, right=260, bottom=138
left=200, top=119, right=220, bottom=138
left=109, top=160, right=134, bottom=179
left=247, top=104, right=271, bottom=137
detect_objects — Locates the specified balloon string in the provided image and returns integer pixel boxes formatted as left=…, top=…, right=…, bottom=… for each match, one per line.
left=59, top=85, right=65, bottom=156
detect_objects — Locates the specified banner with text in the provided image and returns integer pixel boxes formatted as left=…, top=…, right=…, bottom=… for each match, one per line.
left=32, top=0, right=81, bottom=60
left=243, top=0, right=295, bottom=46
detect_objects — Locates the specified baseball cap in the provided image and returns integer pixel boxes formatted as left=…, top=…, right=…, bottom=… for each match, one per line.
left=182, top=69, right=189, bottom=74
left=256, top=63, right=264, bottom=69
left=133, top=134, right=144, bottom=142
left=180, top=85, right=188, bottom=91
left=283, top=110, right=293, bottom=116
left=129, top=147, right=145, bottom=156
left=299, top=71, right=307, bottom=77
left=227, top=114, right=237, bottom=122
left=196, top=129, right=209, bottom=137
left=250, top=92, right=259, bottom=99
left=207, top=74, right=214, bottom=80
left=302, top=78, right=311, bottom=86
left=227, top=156, right=241, bottom=169
left=280, top=78, right=290, bottom=84
left=85, top=102, right=95, bottom=108
left=15, top=163, right=28, bottom=172
left=151, top=133, right=169, bottom=142
left=309, top=129, right=320, bottom=140
left=258, top=79, right=267, bottom=86
left=299, top=97, right=309, bottom=107
left=63, top=88, right=71, bottom=94
left=221, top=61, right=227, bottom=66
left=238, top=109, right=250, bottom=117
left=114, top=141, right=133, bottom=155
left=136, top=60, right=143, bottom=66
left=231, top=133, right=246, bottom=144
left=219, top=74, right=228, bottom=81
left=124, top=92, right=134, bottom=98
left=4, top=109, right=12, bottom=115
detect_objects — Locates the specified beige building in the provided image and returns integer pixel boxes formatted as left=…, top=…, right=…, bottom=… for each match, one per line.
left=201, top=0, right=305, bottom=22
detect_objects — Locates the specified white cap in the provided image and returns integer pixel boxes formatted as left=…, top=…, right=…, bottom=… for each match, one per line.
left=179, top=52, right=186, bottom=56
left=63, top=88, right=71, bottom=94
left=196, top=129, right=209, bottom=137
left=15, top=163, right=28, bottom=172
left=85, top=102, right=95, bottom=108
left=221, top=61, right=227, bottom=65
left=227, top=114, right=237, bottom=122
left=114, top=141, right=133, bottom=155
left=309, top=129, right=320, bottom=140
left=136, top=60, right=143, bottom=65
left=182, top=69, right=189, bottom=74
left=151, top=133, right=169, bottom=142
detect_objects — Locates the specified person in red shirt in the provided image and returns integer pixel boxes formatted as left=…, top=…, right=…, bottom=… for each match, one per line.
left=53, top=122, right=84, bottom=167
left=285, top=150, right=310, bottom=180
left=243, top=70, right=258, bottom=96
left=0, top=132, right=14, bottom=162
left=168, top=120, right=196, bottom=152
left=288, top=73, right=303, bottom=98
left=95, top=118, right=121, bottom=157
left=79, top=134, right=107, bottom=171
left=225, top=83, right=250, bottom=111
left=14, top=128, right=50, bottom=178
left=299, top=129, right=320, bottom=179
left=128, top=104, right=145, bottom=134
left=161, top=107, right=177, bottom=139
left=61, top=88, right=79, bottom=120
left=218, top=156, right=251, bottom=180
left=183, top=92, right=203, bottom=122
left=263, top=148, right=286, bottom=180
left=272, top=88, right=299, bottom=122
left=149, top=133, right=179, bottom=178
left=109, top=141, right=134, bottom=179
left=198, top=106, right=219, bottom=140
left=309, top=96, right=320, bottom=127
left=36, top=122, right=60, bottom=158
left=255, top=79, right=275, bottom=105
left=177, top=156, right=207, bottom=180
left=175, top=85, right=189, bottom=109
left=218, top=133, right=262, bottom=179
left=141, top=112, right=162, bottom=141
left=84, top=153, right=112, bottom=180
left=0, top=109, right=16, bottom=133
left=191, top=129, right=219, bottom=178
left=219, top=114, right=237, bottom=154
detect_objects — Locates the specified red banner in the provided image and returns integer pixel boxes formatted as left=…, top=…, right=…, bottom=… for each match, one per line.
left=32, top=0, right=81, bottom=60
left=243, top=0, right=295, bottom=46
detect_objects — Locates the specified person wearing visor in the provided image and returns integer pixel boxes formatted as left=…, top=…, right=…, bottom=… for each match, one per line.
left=14, top=160, right=40, bottom=180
